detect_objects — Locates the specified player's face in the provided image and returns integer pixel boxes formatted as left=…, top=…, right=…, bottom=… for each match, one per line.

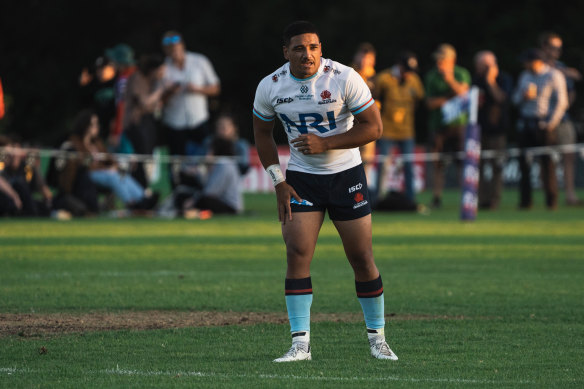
left=283, top=33, right=322, bottom=79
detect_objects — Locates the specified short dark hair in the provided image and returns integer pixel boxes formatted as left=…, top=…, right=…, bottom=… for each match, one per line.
left=72, top=109, right=96, bottom=137
left=538, top=31, right=561, bottom=48
left=283, top=21, right=320, bottom=46
left=137, top=54, right=165, bottom=76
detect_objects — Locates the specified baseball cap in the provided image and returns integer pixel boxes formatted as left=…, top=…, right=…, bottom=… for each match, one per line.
left=105, top=44, right=135, bottom=66
left=433, top=43, right=456, bottom=60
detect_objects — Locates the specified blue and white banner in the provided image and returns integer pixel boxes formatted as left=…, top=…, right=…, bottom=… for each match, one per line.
left=460, top=87, right=481, bottom=221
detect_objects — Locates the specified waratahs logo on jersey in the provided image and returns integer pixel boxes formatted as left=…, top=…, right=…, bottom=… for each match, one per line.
left=323, top=65, right=341, bottom=75
left=272, top=75, right=278, bottom=82
left=318, top=89, right=337, bottom=105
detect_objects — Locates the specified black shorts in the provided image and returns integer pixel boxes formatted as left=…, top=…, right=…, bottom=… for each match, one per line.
left=286, top=164, right=371, bottom=221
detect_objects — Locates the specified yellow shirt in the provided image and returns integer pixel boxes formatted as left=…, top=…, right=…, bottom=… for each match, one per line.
left=376, top=69, right=424, bottom=140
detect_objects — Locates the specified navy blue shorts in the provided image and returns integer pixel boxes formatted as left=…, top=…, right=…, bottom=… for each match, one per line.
left=286, top=164, right=371, bottom=221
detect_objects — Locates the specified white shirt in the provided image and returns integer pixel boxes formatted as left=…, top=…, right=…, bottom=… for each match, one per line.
left=163, top=52, right=220, bottom=130
left=253, top=58, right=375, bottom=174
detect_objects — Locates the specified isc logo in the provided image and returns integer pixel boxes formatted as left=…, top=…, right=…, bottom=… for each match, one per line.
left=348, top=183, right=363, bottom=193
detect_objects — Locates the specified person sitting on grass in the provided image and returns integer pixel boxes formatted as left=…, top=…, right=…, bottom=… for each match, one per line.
left=69, top=109, right=158, bottom=211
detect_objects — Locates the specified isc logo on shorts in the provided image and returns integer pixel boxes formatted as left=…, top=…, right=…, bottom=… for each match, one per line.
left=348, top=183, right=363, bottom=193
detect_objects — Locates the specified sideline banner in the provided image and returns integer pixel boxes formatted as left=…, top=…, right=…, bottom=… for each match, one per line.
left=460, top=123, right=481, bottom=220
left=460, top=87, right=481, bottom=221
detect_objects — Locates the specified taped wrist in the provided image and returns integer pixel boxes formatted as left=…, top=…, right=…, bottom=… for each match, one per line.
left=266, top=164, right=285, bottom=187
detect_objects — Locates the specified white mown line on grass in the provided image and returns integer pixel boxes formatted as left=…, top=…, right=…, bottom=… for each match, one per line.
left=1, top=366, right=534, bottom=385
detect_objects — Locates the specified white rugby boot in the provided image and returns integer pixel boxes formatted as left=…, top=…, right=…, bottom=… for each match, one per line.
left=368, top=328, right=398, bottom=360
left=273, top=331, right=311, bottom=362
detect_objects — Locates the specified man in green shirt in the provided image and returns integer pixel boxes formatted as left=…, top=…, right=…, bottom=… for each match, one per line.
left=425, top=44, right=471, bottom=208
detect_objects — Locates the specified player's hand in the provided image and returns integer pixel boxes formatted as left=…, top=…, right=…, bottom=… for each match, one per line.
left=275, top=181, right=301, bottom=224
left=291, top=134, right=329, bottom=155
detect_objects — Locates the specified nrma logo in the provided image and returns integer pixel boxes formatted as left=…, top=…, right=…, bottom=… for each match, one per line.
left=280, top=111, right=337, bottom=134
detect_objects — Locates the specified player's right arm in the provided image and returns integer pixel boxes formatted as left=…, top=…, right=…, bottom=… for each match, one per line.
left=253, top=115, right=301, bottom=224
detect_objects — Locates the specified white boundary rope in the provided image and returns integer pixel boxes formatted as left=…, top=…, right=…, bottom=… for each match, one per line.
left=1, top=143, right=583, bottom=166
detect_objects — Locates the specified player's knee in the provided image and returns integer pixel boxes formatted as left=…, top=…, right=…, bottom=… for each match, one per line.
left=285, top=242, right=311, bottom=261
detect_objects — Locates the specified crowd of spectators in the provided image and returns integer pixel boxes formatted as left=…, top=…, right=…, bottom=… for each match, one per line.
left=0, top=29, right=582, bottom=218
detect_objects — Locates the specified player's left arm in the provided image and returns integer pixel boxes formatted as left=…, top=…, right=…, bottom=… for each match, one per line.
left=291, top=104, right=382, bottom=154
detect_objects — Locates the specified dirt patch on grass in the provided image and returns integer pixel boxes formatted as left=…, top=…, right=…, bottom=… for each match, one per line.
left=0, top=311, right=465, bottom=338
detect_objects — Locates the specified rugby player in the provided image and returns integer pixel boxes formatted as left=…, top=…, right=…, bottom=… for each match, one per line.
left=253, top=21, right=398, bottom=362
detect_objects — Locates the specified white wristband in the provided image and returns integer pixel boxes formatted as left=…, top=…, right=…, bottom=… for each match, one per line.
left=266, top=164, right=285, bottom=187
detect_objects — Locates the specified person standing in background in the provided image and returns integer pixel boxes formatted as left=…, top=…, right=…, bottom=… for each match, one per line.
left=512, top=48, right=568, bottom=210
left=160, top=31, right=221, bottom=187
left=539, top=32, right=582, bottom=206
left=425, top=44, right=471, bottom=209
left=105, top=43, right=137, bottom=153
left=123, top=54, right=167, bottom=188
left=473, top=51, right=513, bottom=210
left=351, top=43, right=378, bottom=183
left=375, top=51, right=424, bottom=203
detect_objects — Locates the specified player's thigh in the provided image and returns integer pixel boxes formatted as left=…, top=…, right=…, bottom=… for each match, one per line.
left=281, top=211, right=325, bottom=259
left=332, top=214, right=373, bottom=262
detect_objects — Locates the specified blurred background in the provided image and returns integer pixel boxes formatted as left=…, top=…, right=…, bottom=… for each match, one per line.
left=1, top=0, right=583, bottom=146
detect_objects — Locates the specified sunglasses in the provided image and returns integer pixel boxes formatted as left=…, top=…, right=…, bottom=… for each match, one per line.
left=162, top=35, right=181, bottom=46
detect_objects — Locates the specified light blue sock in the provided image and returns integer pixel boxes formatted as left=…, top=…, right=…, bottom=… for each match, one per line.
left=285, top=294, right=313, bottom=333
left=358, top=293, right=385, bottom=329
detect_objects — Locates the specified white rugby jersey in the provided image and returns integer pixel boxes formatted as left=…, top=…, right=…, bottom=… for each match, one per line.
left=253, top=58, right=375, bottom=174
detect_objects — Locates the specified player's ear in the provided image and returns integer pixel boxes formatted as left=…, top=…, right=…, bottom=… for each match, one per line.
left=283, top=45, right=289, bottom=60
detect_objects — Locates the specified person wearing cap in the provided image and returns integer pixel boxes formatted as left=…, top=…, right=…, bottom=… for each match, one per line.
left=374, top=51, right=425, bottom=204
left=425, top=43, right=471, bottom=209
left=160, top=31, right=221, bottom=187
left=512, top=48, right=568, bottom=210
left=105, top=43, right=137, bottom=152
left=473, top=50, right=513, bottom=210
left=538, top=32, right=582, bottom=206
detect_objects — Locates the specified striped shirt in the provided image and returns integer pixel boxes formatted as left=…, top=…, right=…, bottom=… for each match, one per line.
left=511, top=65, right=568, bottom=129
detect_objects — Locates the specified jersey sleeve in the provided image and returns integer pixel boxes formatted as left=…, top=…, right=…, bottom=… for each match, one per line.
left=252, top=78, right=276, bottom=122
left=344, top=68, right=375, bottom=115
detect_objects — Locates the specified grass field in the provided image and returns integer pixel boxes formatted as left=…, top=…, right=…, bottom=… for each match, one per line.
left=1, top=190, right=583, bottom=388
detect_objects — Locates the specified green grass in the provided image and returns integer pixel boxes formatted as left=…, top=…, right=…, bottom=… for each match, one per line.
left=1, top=190, right=583, bottom=387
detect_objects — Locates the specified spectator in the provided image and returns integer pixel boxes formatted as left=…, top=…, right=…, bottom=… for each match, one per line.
left=0, top=175, right=21, bottom=216
left=123, top=53, right=167, bottom=187
left=68, top=109, right=158, bottom=211
left=351, top=43, right=377, bottom=180
left=105, top=43, right=137, bottom=153
left=160, top=30, right=221, bottom=187
left=46, top=135, right=100, bottom=217
left=375, top=51, right=425, bottom=203
left=539, top=32, right=582, bottom=206
left=0, top=136, right=53, bottom=217
left=512, top=48, right=568, bottom=210
left=162, top=135, right=243, bottom=218
left=203, top=114, right=250, bottom=175
left=190, top=137, right=243, bottom=215
left=473, top=50, right=513, bottom=210
left=425, top=43, right=471, bottom=208
left=78, top=56, right=117, bottom=141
